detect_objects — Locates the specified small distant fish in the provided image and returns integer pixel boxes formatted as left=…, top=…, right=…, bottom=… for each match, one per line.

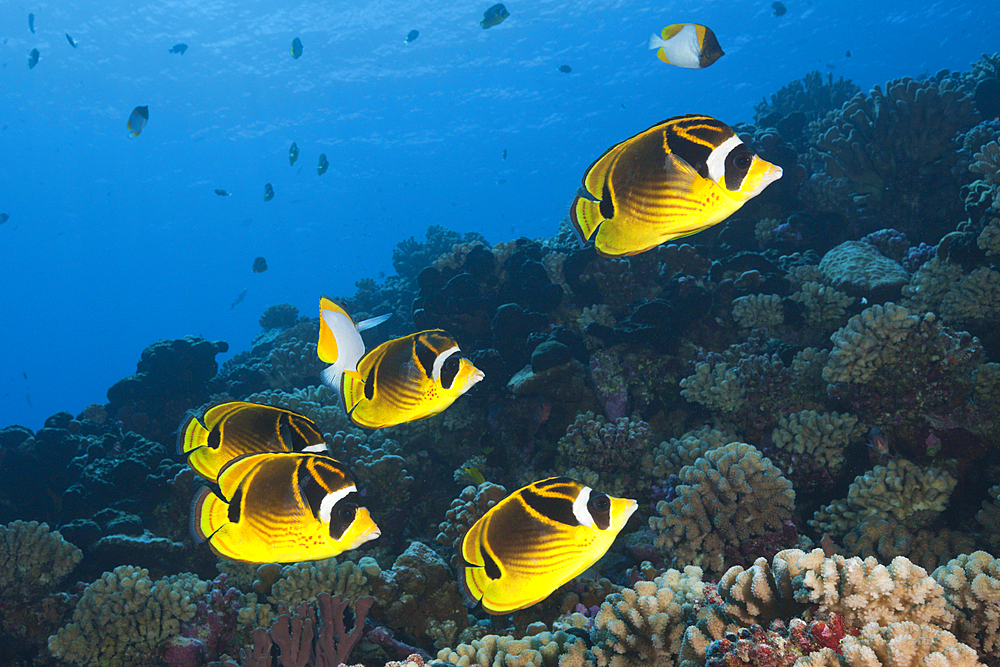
left=845, top=50, right=851, bottom=57
left=252, top=256, right=268, bottom=273
left=231, top=288, right=247, bottom=309
left=28, top=13, right=35, bottom=33
left=460, top=477, right=637, bottom=613
left=127, top=105, right=149, bottom=137
left=191, top=452, right=380, bottom=563
left=0, top=213, right=8, bottom=225
left=318, top=297, right=484, bottom=429
left=214, top=189, right=231, bottom=196
left=289, top=142, right=299, bottom=166
left=480, top=3, right=509, bottom=29
left=571, top=114, right=782, bottom=257
left=169, top=43, right=188, bottom=55
left=772, top=2, right=787, bottom=16
left=22, top=371, right=27, bottom=380
left=264, top=183, right=274, bottom=201
left=66, top=34, right=77, bottom=48
left=317, top=153, right=329, bottom=175
left=648, top=23, right=724, bottom=69
left=868, top=427, right=890, bottom=456
left=502, top=149, right=507, bottom=160
left=404, top=29, right=419, bottom=44
left=178, top=401, right=327, bottom=481
left=290, top=37, right=303, bottom=59
left=558, top=65, right=572, bottom=73
left=464, top=466, right=486, bottom=486
left=28, top=49, right=39, bottom=69
left=25, top=391, right=32, bottom=408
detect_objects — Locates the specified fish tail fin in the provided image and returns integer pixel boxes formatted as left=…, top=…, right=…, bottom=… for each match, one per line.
left=340, top=370, right=367, bottom=417
left=356, top=312, right=392, bottom=332
left=648, top=33, right=664, bottom=50
left=190, top=486, right=228, bottom=543
left=570, top=194, right=604, bottom=244
left=176, top=411, right=207, bottom=456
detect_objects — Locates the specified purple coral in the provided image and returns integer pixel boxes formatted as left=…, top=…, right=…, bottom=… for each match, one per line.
left=861, top=228, right=910, bottom=263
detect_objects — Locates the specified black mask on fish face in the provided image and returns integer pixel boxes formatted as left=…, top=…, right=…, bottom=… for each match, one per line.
left=326, top=491, right=364, bottom=540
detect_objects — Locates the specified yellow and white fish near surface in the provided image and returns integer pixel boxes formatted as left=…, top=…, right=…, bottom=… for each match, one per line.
left=648, top=23, right=724, bottom=69
left=572, top=114, right=782, bottom=257
left=460, top=477, right=637, bottom=614
left=318, top=297, right=484, bottom=429
left=177, top=401, right=327, bottom=482
left=191, top=452, right=380, bottom=563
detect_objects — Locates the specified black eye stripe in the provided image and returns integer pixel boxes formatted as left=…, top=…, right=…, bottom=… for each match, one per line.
left=441, top=352, right=461, bottom=389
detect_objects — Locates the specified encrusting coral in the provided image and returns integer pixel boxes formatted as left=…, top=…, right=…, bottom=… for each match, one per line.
left=649, top=443, right=796, bottom=576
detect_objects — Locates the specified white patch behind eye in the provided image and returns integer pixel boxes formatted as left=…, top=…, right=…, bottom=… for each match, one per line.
left=318, top=484, right=357, bottom=523
left=706, top=135, right=743, bottom=183
left=572, top=486, right=595, bottom=526
left=432, top=346, right=461, bottom=382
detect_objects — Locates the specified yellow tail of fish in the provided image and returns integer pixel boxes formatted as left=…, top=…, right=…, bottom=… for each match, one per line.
left=571, top=196, right=605, bottom=244
left=190, top=486, right=229, bottom=543
left=176, top=402, right=244, bottom=480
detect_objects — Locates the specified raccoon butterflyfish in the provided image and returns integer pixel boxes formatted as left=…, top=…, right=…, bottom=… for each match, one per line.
left=127, top=106, right=148, bottom=137
left=178, top=401, right=326, bottom=481
left=571, top=114, right=782, bottom=257
left=264, top=183, right=274, bottom=201
left=317, top=297, right=483, bottom=429
left=66, top=34, right=77, bottom=48
left=169, top=43, right=188, bottom=54
left=252, top=256, right=268, bottom=273
left=460, top=477, right=637, bottom=614
left=28, top=49, right=39, bottom=69
left=317, top=153, right=329, bottom=175
left=290, top=37, right=303, bottom=59
left=289, top=142, right=299, bottom=166
left=191, top=452, right=380, bottom=563
left=647, top=23, right=723, bottom=69
left=480, top=3, right=509, bottom=29
left=405, top=30, right=419, bottom=44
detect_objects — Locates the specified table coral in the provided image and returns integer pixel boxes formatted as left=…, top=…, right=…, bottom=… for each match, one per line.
left=48, top=565, right=208, bottom=667
left=810, top=459, right=957, bottom=537
left=591, top=566, right=705, bottom=667
left=649, top=443, right=796, bottom=576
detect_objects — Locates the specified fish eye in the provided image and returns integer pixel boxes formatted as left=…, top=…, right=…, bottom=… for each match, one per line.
left=338, top=504, right=357, bottom=522
left=594, top=497, right=610, bottom=511
left=443, top=355, right=461, bottom=373
left=731, top=151, right=753, bottom=169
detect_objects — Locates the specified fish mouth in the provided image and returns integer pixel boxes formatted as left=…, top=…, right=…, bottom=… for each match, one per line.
left=467, top=369, right=486, bottom=389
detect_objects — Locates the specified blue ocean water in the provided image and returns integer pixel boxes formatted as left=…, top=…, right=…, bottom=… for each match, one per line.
left=1, top=0, right=996, bottom=430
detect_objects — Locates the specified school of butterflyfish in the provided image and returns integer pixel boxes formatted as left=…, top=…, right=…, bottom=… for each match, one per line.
left=159, top=11, right=783, bottom=614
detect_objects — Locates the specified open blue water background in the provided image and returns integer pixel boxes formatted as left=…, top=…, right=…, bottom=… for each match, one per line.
left=1, top=0, right=997, bottom=430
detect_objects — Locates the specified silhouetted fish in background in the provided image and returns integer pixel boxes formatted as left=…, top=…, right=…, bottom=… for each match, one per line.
left=318, top=154, right=329, bottom=175
left=558, top=65, right=572, bottom=73
left=290, top=37, right=303, bottom=59
left=28, top=13, right=35, bottom=33
left=28, top=49, right=39, bottom=69
left=405, top=30, right=419, bottom=43
left=252, top=257, right=268, bottom=273
left=127, top=106, right=148, bottom=137
left=66, top=34, right=77, bottom=48
left=231, top=288, right=248, bottom=309
left=772, top=2, right=787, bottom=16
left=169, top=43, right=188, bottom=54
left=264, top=183, right=274, bottom=201
left=481, top=3, right=509, bottom=29
left=0, top=213, right=9, bottom=225
left=289, top=142, right=299, bottom=166
left=215, top=189, right=231, bottom=196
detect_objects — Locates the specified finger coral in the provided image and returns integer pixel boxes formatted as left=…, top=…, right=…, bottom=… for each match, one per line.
left=0, top=520, right=82, bottom=602
left=796, top=621, right=984, bottom=667
left=932, top=550, right=1000, bottom=663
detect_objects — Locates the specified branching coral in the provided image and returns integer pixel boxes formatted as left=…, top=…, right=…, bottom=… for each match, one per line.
left=649, top=443, right=796, bottom=576
left=789, top=282, right=854, bottom=328
left=436, top=482, right=508, bottom=568
left=48, top=565, right=208, bottom=667
left=591, top=566, right=706, bottom=667
left=810, top=459, right=957, bottom=537
left=731, top=294, right=784, bottom=329
left=0, top=520, right=82, bottom=602
left=932, top=550, right=1000, bottom=663
left=796, top=622, right=984, bottom=667
left=436, top=629, right=593, bottom=667
left=557, top=412, right=655, bottom=498
left=841, top=517, right=975, bottom=572
left=769, top=410, right=864, bottom=489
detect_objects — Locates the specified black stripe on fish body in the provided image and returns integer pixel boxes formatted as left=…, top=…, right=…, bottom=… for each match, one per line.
left=414, top=336, right=439, bottom=379
left=207, top=425, right=222, bottom=450
left=228, top=488, right=242, bottom=523
left=600, top=181, right=615, bottom=219
left=363, top=363, right=377, bottom=401
left=481, top=542, right=501, bottom=580
left=328, top=491, right=362, bottom=540
left=520, top=486, right=580, bottom=526
left=587, top=492, right=612, bottom=529
left=534, top=476, right=576, bottom=489
left=663, top=116, right=734, bottom=177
